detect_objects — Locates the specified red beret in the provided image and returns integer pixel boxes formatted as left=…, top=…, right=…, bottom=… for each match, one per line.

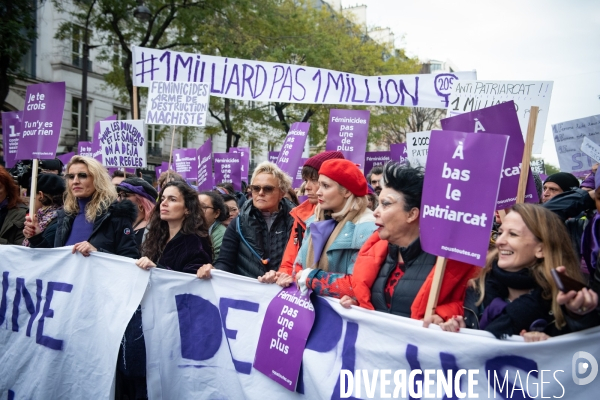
left=304, top=151, right=344, bottom=171
left=319, top=159, right=368, bottom=197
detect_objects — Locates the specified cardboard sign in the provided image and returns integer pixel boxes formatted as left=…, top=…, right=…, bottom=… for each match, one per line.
left=406, top=131, right=431, bottom=168
left=214, top=152, right=241, bottom=191
left=98, top=119, right=147, bottom=168
left=253, top=284, right=315, bottom=391
left=364, top=151, right=391, bottom=177
left=581, top=137, right=600, bottom=162
left=552, top=114, right=600, bottom=178
left=420, top=130, right=508, bottom=266
left=17, top=82, right=66, bottom=160
left=146, top=81, right=210, bottom=126
left=325, top=109, right=370, bottom=167
left=229, top=147, right=250, bottom=183
left=447, top=80, right=553, bottom=154
left=197, top=139, right=213, bottom=192
left=441, top=101, right=539, bottom=208
left=276, top=122, right=309, bottom=180
left=92, top=115, right=117, bottom=162
left=1, top=111, right=23, bottom=168
left=173, top=148, right=198, bottom=179
left=390, top=143, right=408, bottom=165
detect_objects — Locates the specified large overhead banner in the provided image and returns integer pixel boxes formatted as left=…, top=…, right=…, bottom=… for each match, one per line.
left=132, top=46, right=476, bottom=109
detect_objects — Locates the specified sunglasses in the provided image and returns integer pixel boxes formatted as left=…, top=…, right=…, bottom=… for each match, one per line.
left=250, top=185, right=276, bottom=194
left=65, top=172, right=89, bottom=180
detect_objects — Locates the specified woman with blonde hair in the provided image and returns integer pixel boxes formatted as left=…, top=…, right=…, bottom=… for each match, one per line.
left=438, top=203, right=599, bottom=339
left=25, top=155, right=138, bottom=258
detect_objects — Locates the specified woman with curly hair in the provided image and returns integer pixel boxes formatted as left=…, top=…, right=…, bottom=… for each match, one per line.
left=136, top=181, right=212, bottom=274
left=25, top=156, right=138, bottom=258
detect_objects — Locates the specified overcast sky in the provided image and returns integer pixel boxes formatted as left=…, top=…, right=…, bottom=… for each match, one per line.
left=341, top=0, right=600, bottom=167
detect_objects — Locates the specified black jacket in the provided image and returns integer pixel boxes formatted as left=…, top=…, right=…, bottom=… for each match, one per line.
left=29, top=200, right=139, bottom=258
left=370, top=237, right=437, bottom=317
left=155, top=231, right=212, bottom=274
left=214, top=198, right=295, bottom=278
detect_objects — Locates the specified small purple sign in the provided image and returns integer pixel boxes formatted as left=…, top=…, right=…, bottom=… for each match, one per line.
left=214, top=152, right=241, bottom=191
left=92, top=115, right=117, bottom=162
left=276, top=122, right=309, bottom=179
left=229, top=147, right=250, bottom=183
left=420, top=130, right=508, bottom=266
left=268, top=151, right=280, bottom=163
left=173, top=148, right=198, bottom=179
left=78, top=141, right=94, bottom=157
left=253, top=284, right=315, bottom=391
left=155, top=165, right=162, bottom=180
left=2, top=111, right=23, bottom=168
left=293, top=157, right=308, bottom=188
left=325, top=109, right=370, bottom=168
left=390, top=143, right=408, bottom=165
left=17, top=82, right=66, bottom=160
left=364, top=151, right=391, bottom=177
left=441, top=101, right=539, bottom=209
left=197, top=139, right=213, bottom=192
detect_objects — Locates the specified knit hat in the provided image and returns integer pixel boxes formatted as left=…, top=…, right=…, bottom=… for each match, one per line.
left=543, top=172, right=580, bottom=192
left=117, top=177, right=158, bottom=203
left=304, top=151, right=344, bottom=171
left=39, top=158, right=64, bottom=173
left=35, top=174, right=66, bottom=197
left=319, top=159, right=368, bottom=197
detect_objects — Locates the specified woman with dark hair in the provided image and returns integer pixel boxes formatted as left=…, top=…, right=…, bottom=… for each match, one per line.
left=221, top=193, right=239, bottom=227
left=23, top=174, right=65, bottom=247
left=136, top=181, right=212, bottom=273
left=116, top=177, right=158, bottom=247
left=0, top=166, right=26, bottom=245
left=199, top=191, right=228, bottom=259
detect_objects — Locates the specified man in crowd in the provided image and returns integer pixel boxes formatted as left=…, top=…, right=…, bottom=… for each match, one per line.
left=367, top=165, right=383, bottom=195
left=542, top=172, right=580, bottom=203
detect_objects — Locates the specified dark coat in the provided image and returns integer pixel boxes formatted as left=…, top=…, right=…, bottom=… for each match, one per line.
left=29, top=200, right=139, bottom=258
left=214, top=198, right=295, bottom=278
left=0, top=204, right=27, bottom=245
left=155, top=231, right=212, bottom=274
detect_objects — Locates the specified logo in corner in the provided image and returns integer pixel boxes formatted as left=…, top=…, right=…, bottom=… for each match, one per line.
left=572, top=351, right=598, bottom=385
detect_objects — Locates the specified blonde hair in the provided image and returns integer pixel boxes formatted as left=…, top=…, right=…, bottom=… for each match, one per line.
left=475, top=203, right=583, bottom=329
left=64, top=156, right=116, bottom=222
left=251, top=161, right=292, bottom=194
left=315, top=181, right=369, bottom=222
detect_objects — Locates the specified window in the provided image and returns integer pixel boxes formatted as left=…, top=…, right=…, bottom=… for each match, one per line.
left=113, top=107, right=128, bottom=120
left=147, top=125, right=161, bottom=156
left=430, top=63, right=442, bottom=72
left=111, top=37, right=126, bottom=67
left=179, top=134, right=188, bottom=149
left=72, top=98, right=91, bottom=140
left=72, top=25, right=92, bottom=69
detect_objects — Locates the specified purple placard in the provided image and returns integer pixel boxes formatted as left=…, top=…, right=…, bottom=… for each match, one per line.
left=16, top=82, right=66, bottom=160
left=2, top=111, right=23, bottom=168
left=390, top=143, right=408, bottom=165
left=173, top=148, right=198, bottom=179
left=197, top=139, right=213, bottom=192
left=229, top=147, right=250, bottom=183
left=298, top=195, right=308, bottom=203
left=57, top=152, right=75, bottom=173
left=155, top=165, right=162, bottom=180
left=253, top=284, right=315, bottom=391
left=268, top=151, right=280, bottom=163
left=214, top=152, right=241, bottom=191
left=364, top=151, right=391, bottom=177
left=441, top=101, right=539, bottom=209
left=276, top=122, right=309, bottom=179
left=78, top=141, right=94, bottom=157
left=92, top=115, right=117, bottom=162
left=325, top=109, right=370, bottom=168
left=293, top=157, right=308, bottom=188
left=421, top=130, right=508, bottom=266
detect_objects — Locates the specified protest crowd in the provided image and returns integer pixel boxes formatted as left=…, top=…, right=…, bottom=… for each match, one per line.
left=0, top=139, right=599, bottom=398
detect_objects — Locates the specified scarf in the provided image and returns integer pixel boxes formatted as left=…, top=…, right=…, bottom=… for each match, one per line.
left=490, top=262, right=537, bottom=291
left=23, top=205, right=61, bottom=247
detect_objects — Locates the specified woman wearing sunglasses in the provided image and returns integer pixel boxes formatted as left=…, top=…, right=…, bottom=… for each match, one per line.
left=25, top=156, right=138, bottom=258
left=196, top=161, right=295, bottom=279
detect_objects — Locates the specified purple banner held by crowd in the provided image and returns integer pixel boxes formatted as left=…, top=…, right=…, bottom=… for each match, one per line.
left=1, top=111, right=23, bottom=168
left=420, top=130, right=508, bottom=267
left=253, top=284, right=315, bottom=391
left=214, top=152, right=241, bottom=191
left=173, top=148, right=198, bottom=179
left=390, top=143, right=408, bottom=165
left=364, top=151, right=391, bottom=177
left=325, top=109, right=370, bottom=168
left=268, top=151, right=280, bottom=163
left=229, top=147, right=250, bottom=183
left=16, top=82, right=66, bottom=160
left=276, top=122, right=309, bottom=180
left=197, top=139, right=213, bottom=192
left=441, top=101, right=539, bottom=209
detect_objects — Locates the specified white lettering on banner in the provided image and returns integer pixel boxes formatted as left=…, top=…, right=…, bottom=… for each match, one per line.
left=132, top=46, right=477, bottom=108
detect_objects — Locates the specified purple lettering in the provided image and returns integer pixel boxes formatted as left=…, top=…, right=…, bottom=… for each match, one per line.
left=174, top=54, right=193, bottom=81
left=36, top=281, right=73, bottom=351
left=293, top=68, right=306, bottom=101
left=241, top=64, right=255, bottom=98
left=269, top=65, right=285, bottom=98
left=158, top=51, right=171, bottom=81
left=225, top=63, right=240, bottom=96
left=219, top=298, right=259, bottom=374
left=399, top=77, right=419, bottom=106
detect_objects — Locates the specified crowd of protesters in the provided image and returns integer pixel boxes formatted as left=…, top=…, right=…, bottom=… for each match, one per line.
left=2, top=151, right=600, bottom=399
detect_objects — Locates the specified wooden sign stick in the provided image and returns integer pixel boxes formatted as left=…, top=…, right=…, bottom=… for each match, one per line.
left=516, top=106, right=539, bottom=204
left=29, top=159, right=39, bottom=218
left=132, top=86, right=139, bottom=120
left=424, top=256, right=448, bottom=319
left=167, top=125, right=177, bottom=181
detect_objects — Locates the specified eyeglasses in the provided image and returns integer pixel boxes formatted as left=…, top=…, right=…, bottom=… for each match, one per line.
left=65, top=172, right=89, bottom=180
left=117, top=192, right=132, bottom=200
left=250, top=185, right=276, bottom=194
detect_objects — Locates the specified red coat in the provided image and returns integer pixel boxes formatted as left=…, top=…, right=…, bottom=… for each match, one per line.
left=279, top=200, right=316, bottom=276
